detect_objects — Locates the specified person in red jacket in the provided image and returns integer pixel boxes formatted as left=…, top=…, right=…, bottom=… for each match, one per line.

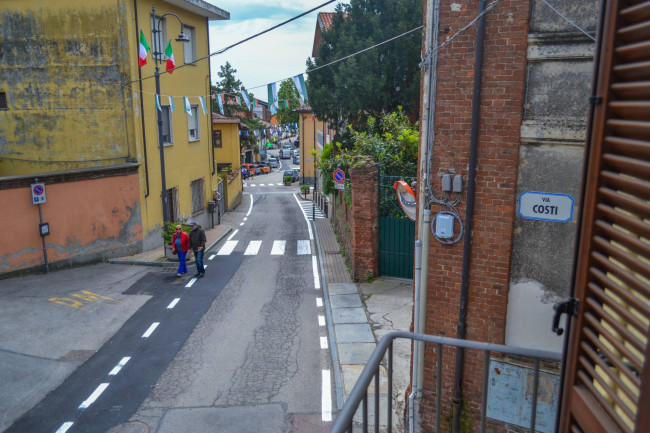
left=172, top=225, right=190, bottom=277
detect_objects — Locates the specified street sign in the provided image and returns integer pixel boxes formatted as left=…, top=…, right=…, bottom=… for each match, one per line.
left=518, top=191, right=574, bottom=223
left=31, top=182, right=47, bottom=204
left=334, top=183, right=345, bottom=190
left=333, top=169, right=345, bottom=183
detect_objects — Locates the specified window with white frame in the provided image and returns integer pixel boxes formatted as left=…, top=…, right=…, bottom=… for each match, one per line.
left=150, top=16, right=168, bottom=61
left=183, top=25, right=196, bottom=64
left=161, top=105, right=173, bottom=144
left=191, top=178, right=205, bottom=214
left=188, top=106, right=199, bottom=141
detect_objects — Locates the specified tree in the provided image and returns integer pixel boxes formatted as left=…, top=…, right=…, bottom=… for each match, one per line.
left=307, top=0, right=423, bottom=134
left=275, top=79, right=301, bottom=126
left=211, top=61, right=244, bottom=117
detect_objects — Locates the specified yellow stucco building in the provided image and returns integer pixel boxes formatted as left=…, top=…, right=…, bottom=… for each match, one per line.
left=0, top=0, right=229, bottom=252
left=297, top=107, right=333, bottom=186
left=212, top=113, right=243, bottom=211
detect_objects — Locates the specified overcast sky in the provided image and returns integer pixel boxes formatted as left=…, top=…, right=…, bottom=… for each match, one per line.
left=206, top=1, right=340, bottom=102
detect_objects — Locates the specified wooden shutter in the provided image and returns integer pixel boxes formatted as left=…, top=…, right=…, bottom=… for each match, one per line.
left=560, top=0, right=650, bottom=432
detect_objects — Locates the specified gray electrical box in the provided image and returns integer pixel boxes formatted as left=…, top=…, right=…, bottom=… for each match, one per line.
left=453, top=174, right=463, bottom=193
left=435, top=213, right=454, bottom=238
left=441, top=174, right=452, bottom=192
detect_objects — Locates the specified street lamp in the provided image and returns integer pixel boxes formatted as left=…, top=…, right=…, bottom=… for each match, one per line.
left=151, top=4, right=190, bottom=222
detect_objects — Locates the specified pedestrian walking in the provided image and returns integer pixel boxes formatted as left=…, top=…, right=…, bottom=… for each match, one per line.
left=189, top=221, right=206, bottom=278
left=171, top=225, right=189, bottom=277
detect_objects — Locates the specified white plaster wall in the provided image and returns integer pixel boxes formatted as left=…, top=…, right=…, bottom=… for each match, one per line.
left=505, top=279, right=565, bottom=353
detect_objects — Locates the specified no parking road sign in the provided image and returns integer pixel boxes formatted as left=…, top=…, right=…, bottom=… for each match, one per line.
left=333, top=169, right=345, bottom=183
left=31, top=182, right=47, bottom=204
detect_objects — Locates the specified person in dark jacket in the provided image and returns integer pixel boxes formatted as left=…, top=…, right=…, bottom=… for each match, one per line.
left=171, top=225, right=190, bottom=277
left=188, top=221, right=206, bottom=278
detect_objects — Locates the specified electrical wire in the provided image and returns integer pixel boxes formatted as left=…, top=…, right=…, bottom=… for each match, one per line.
left=540, top=0, right=596, bottom=41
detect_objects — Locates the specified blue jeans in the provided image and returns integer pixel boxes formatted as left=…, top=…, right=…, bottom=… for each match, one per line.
left=177, top=250, right=187, bottom=274
left=194, top=250, right=205, bottom=274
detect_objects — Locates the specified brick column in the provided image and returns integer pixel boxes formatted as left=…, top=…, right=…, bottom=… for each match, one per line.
left=350, top=158, right=379, bottom=281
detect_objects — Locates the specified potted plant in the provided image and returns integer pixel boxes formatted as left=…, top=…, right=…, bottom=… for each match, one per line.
left=284, top=175, right=292, bottom=186
left=300, top=184, right=310, bottom=198
left=162, top=219, right=191, bottom=260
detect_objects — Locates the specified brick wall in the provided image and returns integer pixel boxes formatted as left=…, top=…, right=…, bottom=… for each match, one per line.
left=419, top=0, right=530, bottom=430
left=330, top=159, right=379, bottom=282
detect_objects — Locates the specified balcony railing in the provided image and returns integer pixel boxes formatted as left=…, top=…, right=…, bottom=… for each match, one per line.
left=330, top=331, right=563, bottom=433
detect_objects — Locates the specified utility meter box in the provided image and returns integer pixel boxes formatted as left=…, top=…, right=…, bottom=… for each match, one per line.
left=435, top=213, right=454, bottom=239
left=207, top=200, right=216, bottom=213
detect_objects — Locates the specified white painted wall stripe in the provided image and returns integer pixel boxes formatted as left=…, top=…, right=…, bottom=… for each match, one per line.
left=312, top=256, right=321, bottom=289
left=218, top=240, right=238, bottom=255
left=316, top=297, right=323, bottom=307
left=108, top=357, right=131, bottom=376
left=270, top=240, right=286, bottom=255
left=142, top=322, right=159, bottom=338
left=244, top=240, right=262, bottom=255
left=227, top=229, right=239, bottom=241
left=185, top=278, right=196, bottom=288
left=297, top=240, right=311, bottom=255
left=320, top=336, right=328, bottom=349
left=55, top=422, right=74, bottom=433
left=167, top=298, right=180, bottom=309
left=318, top=315, right=325, bottom=326
left=79, top=383, right=109, bottom=409
left=322, top=370, right=332, bottom=421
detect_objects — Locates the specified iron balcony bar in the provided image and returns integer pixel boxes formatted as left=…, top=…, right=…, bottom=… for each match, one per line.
left=330, top=331, right=562, bottom=433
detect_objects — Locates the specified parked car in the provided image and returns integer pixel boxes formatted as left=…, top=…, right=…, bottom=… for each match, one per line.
left=268, top=158, right=279, bottom=168
left=257, top=162, right=271, bottom=173
left=283, top=170, right=299, bottom=183
left=293, top=155, right=300, bottom=165
left=242, top=163, right=261, bottom=175
left=280, top=147, right=292, bottom=159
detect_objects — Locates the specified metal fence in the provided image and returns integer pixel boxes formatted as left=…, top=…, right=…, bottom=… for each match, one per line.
left=330, top=331, right=562, bottom=433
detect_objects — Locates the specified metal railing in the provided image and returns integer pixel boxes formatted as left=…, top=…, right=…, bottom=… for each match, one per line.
left=330, top=331, right=562, bottom=433
left=313, top=191, right=329, bottom=218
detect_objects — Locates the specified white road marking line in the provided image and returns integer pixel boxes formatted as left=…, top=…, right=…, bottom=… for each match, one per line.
left=322, top=370, right=332, bottom=421
left=142, top=322, right=159, bottom=338
left=167, top=298, right=180, bottom=309
left=250, top=184, right=256, bottom=187
left=246, top=194, right=254, bottom=217
left=218, top=240, right=238, bottom=255
left=240, top=222, right=245, bottom=226
left=208, top=254, right=216, bottom=260
left=318, top=315, right=325, bottom=326
left=320, top=336, right=328, bottom=349
left=312, top=256, right=321, bottom=289
left=55, top=422, right=74, bottom=433
left=78, top=383, right=109, bottom=410
left=244, top=240, right=262, bottom=255
left=316, top=297, right=323, bottom=307
left=297, top=240, right=311, bottom=255
left=227, top=229, right=239, bottom=241
left=293, top=194, right=314, bottom=240
left=270, top=240, right=286, bottom=255
left=185, top=278, right=196, bottom=288
left=259, top=183, right=265, bottom=186
left=276, top=183, right=283, bottom=186
left=203, top=264, right=208, bottom=270
left=108, top=357, right=131, bottom=376
left=243, top=217, right=248, bottom=221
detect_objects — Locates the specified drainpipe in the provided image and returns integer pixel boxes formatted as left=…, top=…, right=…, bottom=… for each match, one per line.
left=452, top=1, right=487, bottom=431
left=207, top=17, right=215, bottom=176
left=134, top=0, right=150, bottom=197
left=413, top=0, right=440, bottom=429
left=409, top=239, right=422, bottom=433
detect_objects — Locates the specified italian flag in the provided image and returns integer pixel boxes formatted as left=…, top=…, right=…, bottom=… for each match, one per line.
left=164, top=41, right=175, bottom=74
left=138, top=30, right=150, bottom=68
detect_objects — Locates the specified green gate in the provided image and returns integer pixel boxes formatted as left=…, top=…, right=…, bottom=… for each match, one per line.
left=378, top=171, right=416, bottom=279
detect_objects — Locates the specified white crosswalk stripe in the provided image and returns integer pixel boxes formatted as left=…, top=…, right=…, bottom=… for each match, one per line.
left=244, top=240, right=262, bottom=255
left=297, top=240, right=312, bottom=255
left=271, top=240, right=286, bottom=255
left=218, top=240, right=238, bottom=255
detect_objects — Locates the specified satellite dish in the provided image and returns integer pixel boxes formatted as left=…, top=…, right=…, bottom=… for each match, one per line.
left=393, top=180, right=417, bottom=221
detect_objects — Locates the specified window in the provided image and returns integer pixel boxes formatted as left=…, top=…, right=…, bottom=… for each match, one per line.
left=213, top=130, right=222, bottom=148
left=183, top=25, right=196, bottom=64
left=151, top=15, right=168, bottom=60
left=0, top=92, right=7, bottom=110
left=160, top=105, right=172, bottom=144
left=191, top=178, right=205, bottom=214
left=188, top=106, right=199, bottom=141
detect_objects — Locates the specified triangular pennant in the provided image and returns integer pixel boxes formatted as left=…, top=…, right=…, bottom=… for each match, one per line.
left=240, top=90, right=252, bottom=111
left=216, top=93, right=224, bottom=115
left=199, top=96, right=207, bottom=114
left=169, top=96, right=176, bottom=112
left=183, top=97, right=191, bottom=115
left=155, top=94, right=161, bottom=111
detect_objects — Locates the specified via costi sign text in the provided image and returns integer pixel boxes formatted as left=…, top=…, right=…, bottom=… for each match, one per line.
left=517, top=191, right=574, bottom=223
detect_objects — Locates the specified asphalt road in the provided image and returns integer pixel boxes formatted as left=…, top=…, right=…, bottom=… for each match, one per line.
left=4, top=165, right=333, bottom=433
